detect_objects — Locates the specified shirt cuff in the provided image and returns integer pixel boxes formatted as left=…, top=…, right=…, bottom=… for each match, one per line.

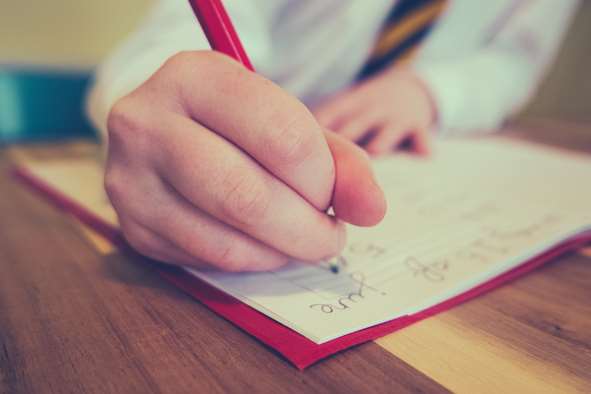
left=413, top=50, right=532, bottom=136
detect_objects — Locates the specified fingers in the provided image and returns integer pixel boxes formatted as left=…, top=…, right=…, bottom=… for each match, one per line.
left=154, top=113, right=346, bottom=262
left=312, top=68, right=435, bottom=158
left=365, top=126, right=432, bottom=157
left=157, top=51, right=335, bottom=211
left=115, top=192, right=289, bottom=273
left=121, top=215, right=288, bottom=272
left=119, top=219, right=207, bottom=267
left=332, top=110, right=380, bottom=143
left=365, top=126, right=410, bottom=156
left=315, top=92, right=381, bottom=144
left=411, top=128, right=431, bottom=156
left=325, top=131, right=387, bottom=227
left=106, top=161, right=290, bottom=272
left=313, top=90, right=358, bottom=131
left=154, top=182, right=290, bottom=272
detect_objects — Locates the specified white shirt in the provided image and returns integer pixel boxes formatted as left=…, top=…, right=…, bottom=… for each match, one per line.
left=87, top=0, right=578, bottom=136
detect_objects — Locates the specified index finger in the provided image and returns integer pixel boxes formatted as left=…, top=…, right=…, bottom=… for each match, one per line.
left=155, top=51, right=335, bottom=211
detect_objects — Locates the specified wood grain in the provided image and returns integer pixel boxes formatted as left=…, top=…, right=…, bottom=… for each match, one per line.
left=377, top=254, right=591, bottom=393
left=376, top=121, right=591, bottom=393
left=0, top=150, right=447, bottom=393
left=1, top=121, right=590, bottom=393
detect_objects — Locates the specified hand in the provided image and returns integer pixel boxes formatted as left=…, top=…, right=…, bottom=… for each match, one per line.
left=105, top=51, right=386, bottom=272
left=313, top=66, right=436, bottom=156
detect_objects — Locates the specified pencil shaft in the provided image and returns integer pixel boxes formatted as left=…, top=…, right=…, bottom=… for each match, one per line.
left=187, top=0, right=255, bottom=70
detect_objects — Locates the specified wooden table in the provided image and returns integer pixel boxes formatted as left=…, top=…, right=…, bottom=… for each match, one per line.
left=1, top=120, right=590, bottom=393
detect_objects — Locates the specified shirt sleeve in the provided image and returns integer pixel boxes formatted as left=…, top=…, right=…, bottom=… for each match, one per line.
left=413, top=0, right=579, bottom=136
left=86, top=0, right=271, bottom=138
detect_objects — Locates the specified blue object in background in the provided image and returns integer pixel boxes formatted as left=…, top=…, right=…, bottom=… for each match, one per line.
left=0, top=66, right=96, bottom=143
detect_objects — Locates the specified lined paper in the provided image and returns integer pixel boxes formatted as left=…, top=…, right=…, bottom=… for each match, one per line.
left=188, top=138, right=591, bottom=343
left=21, top=137, right=591, bottom=344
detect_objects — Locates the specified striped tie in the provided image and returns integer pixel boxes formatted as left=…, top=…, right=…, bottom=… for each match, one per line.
left=358, top=0, right=448, bottom=79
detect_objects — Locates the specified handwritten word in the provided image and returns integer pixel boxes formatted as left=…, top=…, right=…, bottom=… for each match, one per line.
left=347, top=242, right=387, bottom=260
left=309, top=272, right=386, bottom=314
left=404, top=257, right=449, bottom=282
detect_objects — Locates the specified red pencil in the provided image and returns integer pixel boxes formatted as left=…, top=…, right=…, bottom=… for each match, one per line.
left=187, top=0, right=255, bottom=71
left=187, top=0, right=342, bottom=274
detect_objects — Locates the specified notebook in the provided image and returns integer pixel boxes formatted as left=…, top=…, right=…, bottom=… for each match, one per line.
left=13, top=136, right=591, bottom=366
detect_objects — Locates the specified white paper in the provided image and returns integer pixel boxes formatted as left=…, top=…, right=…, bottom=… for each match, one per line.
left=187, top=137, right=591, bottom=343
left=23, top=137, right=591, bottom=344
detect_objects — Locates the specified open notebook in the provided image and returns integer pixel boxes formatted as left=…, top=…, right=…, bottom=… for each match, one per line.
left=13, top=137, right=591, bottom=365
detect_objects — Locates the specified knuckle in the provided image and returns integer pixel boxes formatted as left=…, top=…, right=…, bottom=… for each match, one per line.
left=103, top=167, right=127, bottom=204
left=219, top=169, right=270, bottom=227
left=164, top=51, right=197, bottom=73
left=165, top=50, right=234, bottom=79
left=107, top=97, right=144, bottom=144
left=265, top=113, right=318, bottom=166
left=199, top=49, right=234, bottom=67
left=167, top=50, right=195, bottom=66
left=163, top=50, right=243, bottom=105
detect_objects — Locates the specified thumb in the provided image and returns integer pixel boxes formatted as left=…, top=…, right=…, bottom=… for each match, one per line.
left=324, top=130, right=387, bottom=227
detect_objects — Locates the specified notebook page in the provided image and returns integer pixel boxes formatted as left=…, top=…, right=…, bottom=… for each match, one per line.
left=188, top=137, right=591, bottom=343
left=18, top=159, right=117, bottom=225
left=18, top=137, right=591, bottom=344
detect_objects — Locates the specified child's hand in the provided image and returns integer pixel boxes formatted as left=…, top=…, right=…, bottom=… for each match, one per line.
left=313, top=67, right=436, bottom=156
left=105, top=51, right=386, bottom=272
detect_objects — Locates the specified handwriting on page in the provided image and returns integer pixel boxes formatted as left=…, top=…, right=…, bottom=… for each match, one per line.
left=308, top=272, right=387, bottom=314
left=301, top=211, right=561, bottom=316
left=295, top=192, right=566, bottom=315
left=278, top=170, right=566, bottom=316
left=190, top=139, right=591, bottom=343
left=23, top=138, right=591, bottom=344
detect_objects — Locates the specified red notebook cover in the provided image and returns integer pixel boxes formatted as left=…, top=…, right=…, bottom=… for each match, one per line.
left=12, top=166, right=591, bottom=369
